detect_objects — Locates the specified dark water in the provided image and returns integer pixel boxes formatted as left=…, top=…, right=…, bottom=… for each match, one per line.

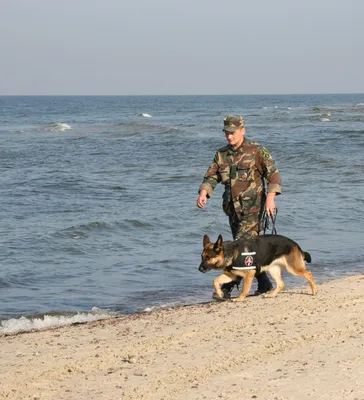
left=1, top=94, right=363, bottom=333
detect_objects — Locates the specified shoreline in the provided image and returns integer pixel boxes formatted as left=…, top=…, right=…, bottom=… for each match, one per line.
left=0, top=274, right=347, bottom=336
left=1, top=274, right=363, bottom=400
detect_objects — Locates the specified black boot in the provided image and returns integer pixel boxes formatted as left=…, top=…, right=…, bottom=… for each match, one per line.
left=255, top=271, right=273, bottom=295
left=213, top=278, right=242, bottom=301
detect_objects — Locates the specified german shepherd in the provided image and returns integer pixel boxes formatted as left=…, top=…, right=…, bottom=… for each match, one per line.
left=199, top=234, right=318, bottom=302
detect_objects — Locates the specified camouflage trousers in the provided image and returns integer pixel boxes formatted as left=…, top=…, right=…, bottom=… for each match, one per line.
left=228, top=209, right=261, bottom=240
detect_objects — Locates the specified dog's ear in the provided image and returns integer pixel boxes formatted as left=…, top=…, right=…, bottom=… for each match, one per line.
left=214, top=235, right=224, bottom=253
left=203, top=235, right=211, bottom=247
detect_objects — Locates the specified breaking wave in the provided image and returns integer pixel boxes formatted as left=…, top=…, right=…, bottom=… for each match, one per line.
left=0, top=307, right=116, bottom=335
left=46, top=122, right=72, bottom=132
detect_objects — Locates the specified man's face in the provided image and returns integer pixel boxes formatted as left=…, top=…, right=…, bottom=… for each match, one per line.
left=224, top=127, right=245, bottom=149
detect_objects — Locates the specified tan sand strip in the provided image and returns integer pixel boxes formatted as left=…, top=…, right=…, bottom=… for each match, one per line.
left=1, top=274, right=363, bottom=400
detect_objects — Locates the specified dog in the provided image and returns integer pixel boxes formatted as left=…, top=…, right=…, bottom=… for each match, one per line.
left=199, top=234, right=318, bottom=302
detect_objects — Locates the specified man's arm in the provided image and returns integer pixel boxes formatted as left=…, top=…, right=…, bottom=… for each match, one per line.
left=196, top=153, right=221, bottom=209
left=259, top=146, right=282, bottom=216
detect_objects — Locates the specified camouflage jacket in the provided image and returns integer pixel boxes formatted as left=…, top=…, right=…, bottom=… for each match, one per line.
left=199, top=138, right=282, bottom=217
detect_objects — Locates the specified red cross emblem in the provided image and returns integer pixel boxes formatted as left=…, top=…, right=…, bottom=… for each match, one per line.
left=245, top=255, right=254, bottom=266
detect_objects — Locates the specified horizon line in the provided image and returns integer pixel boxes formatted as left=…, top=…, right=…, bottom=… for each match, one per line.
left=1, top=92, right=364, bottom=97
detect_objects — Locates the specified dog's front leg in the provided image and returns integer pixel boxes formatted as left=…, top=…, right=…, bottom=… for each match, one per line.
left=232, top=271, right=255, bottom=302
left=213, top=272, right=236, bottom=299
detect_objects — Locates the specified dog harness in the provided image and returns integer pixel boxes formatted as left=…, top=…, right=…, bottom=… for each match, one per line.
left=230, top=243, right=262, bottom=274
left=230, top=211, right=278, bottom=274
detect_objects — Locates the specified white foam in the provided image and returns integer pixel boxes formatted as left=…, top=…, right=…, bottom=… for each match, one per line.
left=48, top=123, right=72, bottom=132
left=142, top=301, right=186, bottom=313
left=137, top=113, right=152, bottom=118
left=0, top=307, right=114, bottom=335
left=320, top=118, right=330, bottom=122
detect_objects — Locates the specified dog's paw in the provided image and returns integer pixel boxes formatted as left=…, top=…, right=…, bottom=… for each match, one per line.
left=231, top=297, right=246, bottom=302
left=262, top=291, right=278, bottom=298
left=212, top=292, right=227, bottom=302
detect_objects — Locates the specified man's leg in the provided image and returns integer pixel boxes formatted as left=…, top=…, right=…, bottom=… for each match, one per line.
left=254, top=271, right=273, bottom=295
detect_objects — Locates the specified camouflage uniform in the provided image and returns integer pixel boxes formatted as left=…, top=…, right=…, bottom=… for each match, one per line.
left=199, top=138, right=282, bottom=239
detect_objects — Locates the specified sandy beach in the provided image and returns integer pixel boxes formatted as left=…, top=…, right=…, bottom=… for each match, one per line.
left=1, top=275, right=363, bottom=400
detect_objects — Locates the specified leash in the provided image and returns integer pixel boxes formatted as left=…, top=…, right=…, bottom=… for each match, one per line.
left=261, top=208, right=278, bottom=235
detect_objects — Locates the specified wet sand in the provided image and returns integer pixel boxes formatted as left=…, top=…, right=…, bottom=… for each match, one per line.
left=1, top=275, right=363, bottom=400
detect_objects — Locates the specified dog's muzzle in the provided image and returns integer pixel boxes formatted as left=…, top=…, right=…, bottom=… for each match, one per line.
left=199, top=262, right=208, bottom=273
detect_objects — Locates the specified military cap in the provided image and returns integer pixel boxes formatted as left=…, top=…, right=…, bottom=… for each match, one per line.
left=222, top=115, right=245, bottom=132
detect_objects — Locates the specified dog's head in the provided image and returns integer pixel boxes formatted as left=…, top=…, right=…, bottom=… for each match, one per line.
left=199, top=234, right=226, bottom=273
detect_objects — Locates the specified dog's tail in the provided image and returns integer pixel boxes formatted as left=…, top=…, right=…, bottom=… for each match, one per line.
left=303, top=251, right=311, bottom=263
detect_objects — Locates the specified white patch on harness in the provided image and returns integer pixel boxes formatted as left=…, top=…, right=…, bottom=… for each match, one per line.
left=232, top=251, right=257, bottom=270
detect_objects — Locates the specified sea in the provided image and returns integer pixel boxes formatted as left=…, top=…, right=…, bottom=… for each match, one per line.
left=1, top=94, right=363, bottom=334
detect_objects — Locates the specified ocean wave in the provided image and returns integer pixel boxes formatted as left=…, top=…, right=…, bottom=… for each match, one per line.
left=336, top=130, right=364, bottom=135
left=312, top=104, right=364, bottom=114
left=45, top=122, right=72, bottom=132
left=157, top=174, right=196, bottom=182
left=0, top=307, right=116, bottom=335
left=273, top=106, right=292, bottom=110
left=115, top=121, right=180, bottom=135
left=111, top=186, right=127, bottom=190
left=0, top=278, right=11, bottom=288
left=0, top=128, right=25, bottom=134
left=122, top=219, right=153, bottom=228
left=53, top=219, right=153, bottom=240
left=53, top=221, right=111, bottom=239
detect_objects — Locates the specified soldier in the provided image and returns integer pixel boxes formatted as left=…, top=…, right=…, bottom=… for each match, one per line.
left=196, top=115, right=282, bottom=299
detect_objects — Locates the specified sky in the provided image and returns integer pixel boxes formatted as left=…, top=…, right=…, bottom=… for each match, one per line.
left=1, top=0, right=363, bottom=95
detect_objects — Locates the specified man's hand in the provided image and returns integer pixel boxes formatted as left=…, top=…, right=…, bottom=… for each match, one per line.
left=196, top=190, right=208, bottom=209
left=265, top=192, right=277, bottom=216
